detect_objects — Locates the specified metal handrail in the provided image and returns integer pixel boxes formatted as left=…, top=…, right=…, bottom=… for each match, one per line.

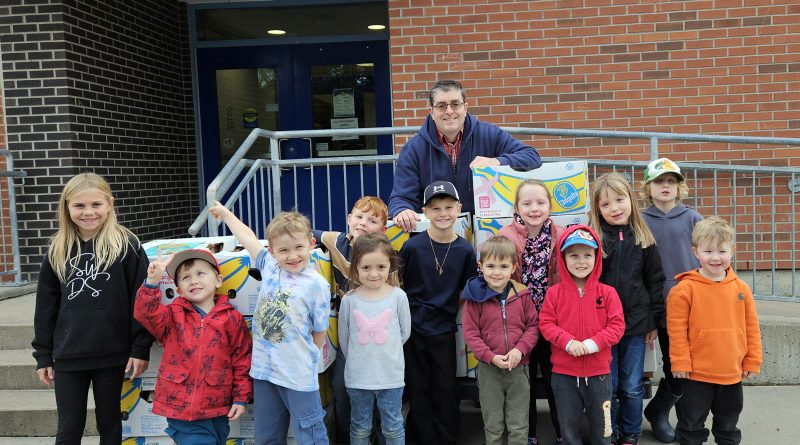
left=191, top=126, right=800, bottom=236
left=0, top=150, right=26, bottom=284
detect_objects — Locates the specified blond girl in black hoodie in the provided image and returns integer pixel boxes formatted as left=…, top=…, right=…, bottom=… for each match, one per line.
left=32, top=173, right=153, bottom=445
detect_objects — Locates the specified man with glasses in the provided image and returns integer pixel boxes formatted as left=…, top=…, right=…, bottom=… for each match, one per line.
left=389, top=80, right=542, bottom=231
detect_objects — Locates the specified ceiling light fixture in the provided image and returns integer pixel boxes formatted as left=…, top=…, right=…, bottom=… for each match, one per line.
left=367, top=25, right=386, bottom=30
left=267, top=29, right=286, bottom=35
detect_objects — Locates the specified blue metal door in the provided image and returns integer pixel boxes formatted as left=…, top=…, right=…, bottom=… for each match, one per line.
left=196, top=40, right=392, bottom=232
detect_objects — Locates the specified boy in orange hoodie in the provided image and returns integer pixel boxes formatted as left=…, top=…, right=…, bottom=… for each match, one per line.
left=667, top=217, right=762, bottom=445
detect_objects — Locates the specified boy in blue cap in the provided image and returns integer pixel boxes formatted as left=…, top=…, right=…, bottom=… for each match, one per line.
left=539, top=226, right=625, bottom=445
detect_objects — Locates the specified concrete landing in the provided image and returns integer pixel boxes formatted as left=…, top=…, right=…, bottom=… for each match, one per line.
left=0, top=283, right=36, bottom=302
left=458, top=385, right=800, bottom=444
left=0, top=438, right=99, bottom=444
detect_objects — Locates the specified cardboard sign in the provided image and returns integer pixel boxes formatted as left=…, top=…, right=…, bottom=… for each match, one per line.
left=473, top=161, right=590, bottom=218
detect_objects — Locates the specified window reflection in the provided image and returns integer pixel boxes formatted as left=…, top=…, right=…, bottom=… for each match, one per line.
left=310, top=64, right=377, bottom=157
left=215, top=68, right=279, bottom=164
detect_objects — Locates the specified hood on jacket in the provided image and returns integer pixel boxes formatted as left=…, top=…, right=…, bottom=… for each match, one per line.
left=642, top=203, right=693, bottom=220
left=556, top=225, right=603, bottom=291
left=462, top=276, right=528, bottom=303
left=674, top=267, right=738, bottom=285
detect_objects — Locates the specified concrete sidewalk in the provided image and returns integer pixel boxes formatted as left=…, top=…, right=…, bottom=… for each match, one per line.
left=2, top=386, right=795, bottom=444
left=458, top=384, right=800, bottom=444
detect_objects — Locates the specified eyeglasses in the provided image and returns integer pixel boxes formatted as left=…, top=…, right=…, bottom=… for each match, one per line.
left=432, top=102, right=464, bottom=112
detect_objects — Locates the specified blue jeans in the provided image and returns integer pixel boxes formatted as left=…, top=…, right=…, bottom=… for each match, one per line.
left=253, top=379, right=328, bottom=445
left=166, top=416, right=229, bottom=445
left=611, top=335, right=645, bottom=436
left=346, top=387, right=404, bottom=445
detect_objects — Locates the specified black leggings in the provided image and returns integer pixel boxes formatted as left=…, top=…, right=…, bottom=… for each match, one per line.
left=54, top=365, right=126, bottom=445
left=657, top=325, right=682, bottom=394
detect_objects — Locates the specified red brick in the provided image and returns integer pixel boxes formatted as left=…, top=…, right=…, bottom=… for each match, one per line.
left=727, top=7, right=759, bottom=18
left=656, top=22, right=684, bottom=31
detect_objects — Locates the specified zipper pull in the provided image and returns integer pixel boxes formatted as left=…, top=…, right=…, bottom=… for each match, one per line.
left=619, top=228, right=623, bottom=241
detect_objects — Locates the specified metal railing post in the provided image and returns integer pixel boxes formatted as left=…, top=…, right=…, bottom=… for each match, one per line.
left=650, top=136, right=659, bottom=160
left=270, top=136, right=282, bottom=213
left=5, top=152, right=21, bottom=283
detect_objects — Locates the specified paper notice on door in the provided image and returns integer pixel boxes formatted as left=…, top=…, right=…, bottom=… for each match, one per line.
left=331, top=117, right=359, bottom=140
left=333, top=88, right=355, bottom=117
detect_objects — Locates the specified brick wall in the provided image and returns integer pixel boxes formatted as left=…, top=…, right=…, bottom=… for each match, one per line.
left=0, top=0, right=197, bottom=281
left=388, top=0, right=799, bottom=271
left=389, top=0, right=799, bottom=159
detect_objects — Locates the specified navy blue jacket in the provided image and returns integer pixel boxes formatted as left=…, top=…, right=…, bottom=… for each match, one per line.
left=389, top=114, right=541, bottom=217
left=400, top=232, right=477, bottom=336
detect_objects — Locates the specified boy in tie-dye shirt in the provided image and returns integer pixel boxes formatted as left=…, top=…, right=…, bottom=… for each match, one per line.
left=209, top=202, right=330, bottom=444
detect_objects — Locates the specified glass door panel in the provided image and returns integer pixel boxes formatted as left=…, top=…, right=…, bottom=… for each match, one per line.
left=310, top=63, right=377, bottom=157
left=215, top=68, right=279, bottom=164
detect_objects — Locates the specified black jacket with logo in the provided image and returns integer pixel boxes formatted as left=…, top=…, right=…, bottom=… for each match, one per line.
left=599, top=221, right=665, bottom=337
left=32, top=236, right=154, bottom=371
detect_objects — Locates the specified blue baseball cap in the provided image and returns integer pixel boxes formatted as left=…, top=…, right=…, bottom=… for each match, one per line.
left=560, top=229, right=598, bottom=252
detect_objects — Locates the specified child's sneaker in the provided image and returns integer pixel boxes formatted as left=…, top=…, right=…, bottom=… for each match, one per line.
left=610, top=431, right=621, bottom=444
left=527, top=436, right=538, bottom=445
left=620, top=433, right=639, bottom=445
left=553, top=437, right=563, bottom=445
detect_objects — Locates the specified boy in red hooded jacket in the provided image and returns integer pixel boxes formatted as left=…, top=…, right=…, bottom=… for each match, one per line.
left=539, top=226, right=625, bottom=445
left=135, top=248, right=253, bottom=444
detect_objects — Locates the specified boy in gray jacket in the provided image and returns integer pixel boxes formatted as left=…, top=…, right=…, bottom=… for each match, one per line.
left=640, top=158, right=703, bottom=443
left=462, top=236, right=539, bottom=445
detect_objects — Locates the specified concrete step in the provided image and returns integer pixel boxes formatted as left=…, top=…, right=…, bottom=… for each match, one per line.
left=0, top=389, right=97, bottom=436
left=0, top=293, right=36, bottom=350
left=0, top=437, right=99, bottom=444
left=0, top=324, right=35, bottom=350
left=0, top=283, right=37, bottom=302
left=0, top=350, right=42, bottom=390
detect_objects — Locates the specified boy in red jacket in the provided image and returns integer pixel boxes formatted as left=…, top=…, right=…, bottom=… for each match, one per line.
left=462, top=235, right=540, bottom=445
left=135, top=248, right=253, bottom=444
left=539, top=226, right=625, bottom=445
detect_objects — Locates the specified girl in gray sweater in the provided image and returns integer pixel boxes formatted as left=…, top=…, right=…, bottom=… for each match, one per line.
left=338, top=233, right=411, bottom=445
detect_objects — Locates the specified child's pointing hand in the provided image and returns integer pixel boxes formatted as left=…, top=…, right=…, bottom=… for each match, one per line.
left=208, top=200, right=232, bottom=221
left=146, top=248, right=173, bottom=286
